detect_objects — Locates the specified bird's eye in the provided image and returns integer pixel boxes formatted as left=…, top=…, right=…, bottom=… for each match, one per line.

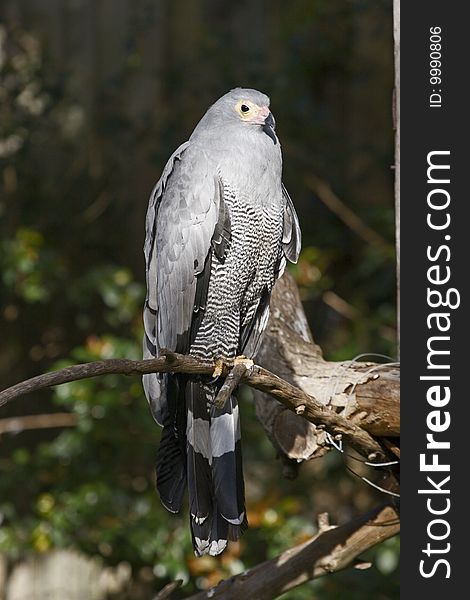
left=240, top=104, right=250, bottom=113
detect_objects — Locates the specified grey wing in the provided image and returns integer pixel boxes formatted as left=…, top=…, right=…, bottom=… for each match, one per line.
left=143, top=143, right=221, bottom=424
left=143, top=141, right=189, bottom=350
left=281, top=183, right=301, bottom=264
left=241, top=183, right=301, bottom=359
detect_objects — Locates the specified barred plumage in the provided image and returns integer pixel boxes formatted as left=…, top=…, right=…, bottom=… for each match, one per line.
left=143, top=88, right=301, bottom=556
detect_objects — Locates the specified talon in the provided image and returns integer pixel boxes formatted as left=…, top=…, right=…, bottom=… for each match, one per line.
left=212, top=356, right=253, bottom=410
left=212, top=358, right=224, bottom=378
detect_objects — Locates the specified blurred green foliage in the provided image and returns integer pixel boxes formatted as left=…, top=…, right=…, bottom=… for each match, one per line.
left=0, top=1, right=398, bottom=598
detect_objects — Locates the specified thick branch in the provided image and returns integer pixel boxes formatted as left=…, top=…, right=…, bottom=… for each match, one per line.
left=186, top=504, right=399, bottom=600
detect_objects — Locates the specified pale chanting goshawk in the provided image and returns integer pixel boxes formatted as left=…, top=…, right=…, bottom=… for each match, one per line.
left=143, top=88, right=301, bottom=556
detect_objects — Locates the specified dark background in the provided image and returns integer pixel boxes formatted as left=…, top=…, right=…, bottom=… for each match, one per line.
left=0, top=1, right=397, bottom=598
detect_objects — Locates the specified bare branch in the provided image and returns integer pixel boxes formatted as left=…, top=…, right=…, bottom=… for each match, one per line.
left=185, top=504, right=399, bottom=600
left=305, top=174, right=391, bottom=251
left=0, top=347, right=387, bottom=461
left=153, top=580, right=183, bottom=600
left=0, top=352, right=213, bottom=409
left=0, top=413, right=77, bottom=436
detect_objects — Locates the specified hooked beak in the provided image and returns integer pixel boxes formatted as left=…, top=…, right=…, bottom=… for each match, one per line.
left=262, top=111, right=277, bottom=145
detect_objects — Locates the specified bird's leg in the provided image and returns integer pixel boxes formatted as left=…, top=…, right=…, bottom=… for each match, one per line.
left=213, top=356, right=254, bottom=409
left=212, top=358, right=225, bottom=379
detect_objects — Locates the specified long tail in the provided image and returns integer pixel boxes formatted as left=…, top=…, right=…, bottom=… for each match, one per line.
left=155, top=375, right=187, bottom=513
left=186, top=380, right=247, bottom=556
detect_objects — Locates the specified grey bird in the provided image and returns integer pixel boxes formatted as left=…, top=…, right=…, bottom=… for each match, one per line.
left=143, top=88, right=301, bottom=556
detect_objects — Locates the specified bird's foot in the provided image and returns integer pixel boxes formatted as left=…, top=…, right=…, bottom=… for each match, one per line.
left=212, top=356, right=255, bottom=410
left=212, top=358, right=225, bottom=379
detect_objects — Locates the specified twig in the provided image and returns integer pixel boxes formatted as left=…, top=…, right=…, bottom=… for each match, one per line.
left=153, top=580, right=183, bottom=600
left=305, top=174, right=390, bottom=251
left=0, top=413, right=77, bottom=436
left=186, top=504, right=399, bottom=600
left=0, top=352, right=388, bottom=462
left=322, top=290, right=360, bottom=320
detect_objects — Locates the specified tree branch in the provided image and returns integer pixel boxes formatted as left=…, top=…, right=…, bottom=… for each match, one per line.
left=185, top=504, right=399, bottom=600
left=0, top=351, right=213, bottom=409
left=305, top=174, right=391, bottom=251
left=0, top=413, right=77, bottom=436
left=0, top=347, right=387, bottom=461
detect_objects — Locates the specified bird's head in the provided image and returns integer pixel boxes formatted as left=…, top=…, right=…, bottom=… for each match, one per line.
left=192, top=88, right=278, bottom=145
